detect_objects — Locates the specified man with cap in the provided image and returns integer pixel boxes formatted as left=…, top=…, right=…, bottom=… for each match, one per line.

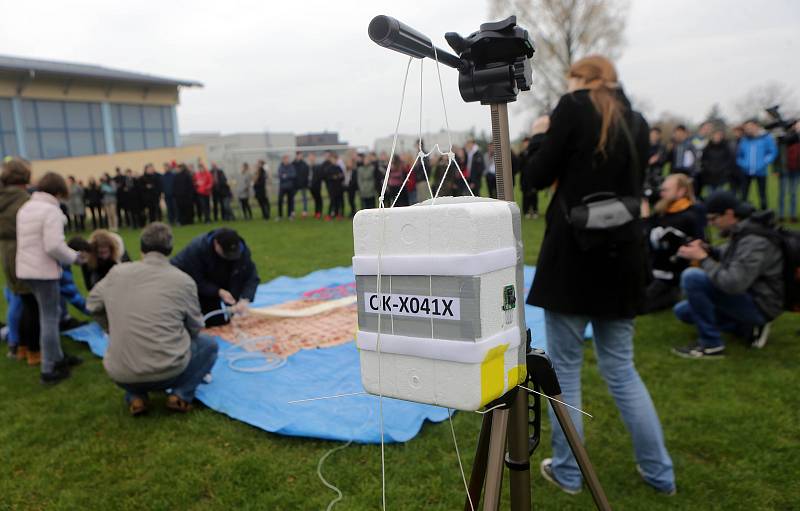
left=671, top=190, right=784, bottom=358
left=171, top=228, right=260, bottom=326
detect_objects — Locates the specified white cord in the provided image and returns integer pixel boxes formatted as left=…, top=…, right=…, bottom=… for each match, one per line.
left=448, top=411, right=475, bottom=511
left=203, top=308, right=286, bottom=373
left=518, top=385, right=594, bottom=418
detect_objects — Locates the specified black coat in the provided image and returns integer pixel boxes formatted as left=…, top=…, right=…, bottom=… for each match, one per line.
left=254, top=168, right=268, bottom=198
left=701, top=140, right=735, bottom=186
left=173, top=170, right=195, bottom=199
left=522, top=89, right=650, bottom=318
left=171, top=230, right=260, bottom=302
left=294, top=159, right=310, bottom=189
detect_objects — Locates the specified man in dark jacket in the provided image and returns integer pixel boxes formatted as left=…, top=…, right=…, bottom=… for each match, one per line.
left=210, top=163, right=229, bottom=222
left=293, top=152, right=311, bottom=218
left=171, top=228, right=260, bottom=326
left=699, top=129, right=735, bottom=196
left=277, top=154, right=296, bottom=220
left=309, top=153, right=325, bottom=219
left=173, top=164, right=196, bottom=226
left=672, top=191, right=783, bottom=358
left=465, top=139, right=485, bottom=196
left=162, top=162, right=177, bottom=225
left=644, top=174, right=705, bottom=312
left=665, top=125, right=696, bottom=177
left=253, top=160, right=270, bottom=220
left=142, top=164, right=163, bottom=223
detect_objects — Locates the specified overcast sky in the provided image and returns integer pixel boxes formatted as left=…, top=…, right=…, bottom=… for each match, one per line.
left=1, top=0, right=798, bottom=146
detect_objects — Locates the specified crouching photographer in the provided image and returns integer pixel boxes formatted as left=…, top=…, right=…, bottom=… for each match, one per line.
left=671, top=191, right=784, bottom=358
left=643, top=174, right=705, bottom=313
left=522, top=55, right=675, bottom=496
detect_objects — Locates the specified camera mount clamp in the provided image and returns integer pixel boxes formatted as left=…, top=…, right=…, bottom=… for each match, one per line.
left=368, top=15, right=611, bottom=511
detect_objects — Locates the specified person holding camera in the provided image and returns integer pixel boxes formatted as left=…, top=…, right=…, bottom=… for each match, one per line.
left=522, top=55, right=675, bottom=496
left=644, top=173, right=705, bottom=313
left=671, top=190, right=783, bottom=357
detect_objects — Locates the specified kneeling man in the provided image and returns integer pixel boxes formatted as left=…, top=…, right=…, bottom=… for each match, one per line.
left=171, top=228, right=259, bottom=326
left=671, top=191, right=783, bottom=358
left=87, top=223, right=218, bottom=415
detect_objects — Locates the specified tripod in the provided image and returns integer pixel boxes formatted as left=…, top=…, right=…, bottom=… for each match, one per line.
left=368, top=15, right=612, bottom=510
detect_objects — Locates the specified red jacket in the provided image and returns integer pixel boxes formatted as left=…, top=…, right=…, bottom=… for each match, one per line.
left=193, top=169, right=213, bottom=196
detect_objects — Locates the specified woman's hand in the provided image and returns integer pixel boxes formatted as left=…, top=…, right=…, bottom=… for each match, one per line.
left=531, top=115, right=550, bottom=136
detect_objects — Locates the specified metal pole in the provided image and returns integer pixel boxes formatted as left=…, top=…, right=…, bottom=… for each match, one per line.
left=491, top=103, right=515, bottom=202
left=482, top=408, right=510, bottom=510
left=465, top=413, right=493, bottom=511
left=507, top=390, right=532, bottom=511
left=550, top=399, right=612, bottom=511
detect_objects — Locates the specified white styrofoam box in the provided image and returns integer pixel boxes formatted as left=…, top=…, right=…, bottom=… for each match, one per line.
left=352, top=196, right=528, bottom=411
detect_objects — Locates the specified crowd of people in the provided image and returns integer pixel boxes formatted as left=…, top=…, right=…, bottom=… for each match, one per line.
left=2, top=52, right=800, bottom=499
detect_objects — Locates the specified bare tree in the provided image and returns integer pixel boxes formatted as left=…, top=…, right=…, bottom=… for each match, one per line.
left=733, top=81, right=799, bottom=122
left=490, top=0, right=630, bottom=114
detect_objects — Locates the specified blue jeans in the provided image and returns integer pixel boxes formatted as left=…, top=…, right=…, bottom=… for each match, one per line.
left=673, top=268, right=765, bottom=349
left=25, top=279, right=62, bottom=373
left=545, top=310, right=675, bottom=493
left=779, top=172, right=800, bottom=218
left=116, top=334, right=218, bottom=403
left=4, top=287, right=22, bottom=346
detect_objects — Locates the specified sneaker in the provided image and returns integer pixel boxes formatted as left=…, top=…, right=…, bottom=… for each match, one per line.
left=57, top=354, right=84, bottom=368
left=6, top=345, right=17, bottom=359
left=539, top=458, right=581, bottom=495
left=636, top=465, right=676, bottom=496
left=40, top=365, right=71, bottom=386
left=671, top=344, right=725, bottom=359
left=750, top=323, right=771, bottom=349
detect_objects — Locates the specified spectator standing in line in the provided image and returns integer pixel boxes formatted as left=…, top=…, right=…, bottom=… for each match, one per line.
left=0, top=158, right=31, bottom=359
left=356, top=152, right=379, bottom=209
left=700, top=129, right=736, bottom=195
left=100, top=174, right=118, bottom=231
left=210, top=162, right=226, bottom=222
left=665, top=125, right=697, bottom=177
left=386, top=154, right=408, bottom=207
left=162, top=162, right=177, bottom=225
left=193, top=163, right=213, bottom=223
left=737, top=119, right=778, bottom=210
left=237, top=163, right=253, bottom=220
left=277, top=154, right=297, bottom=220
left=174, top=164, right=196, bottom=226
left=485, top=145, right=497, bottom=198
left=16, top=172, right=85, bottom=384
left=644, top=127, right=666, bottom=207
left=293, top=152, right=311, bottom=218
left=66, top=176, right=85, bottom=232
left=690, top=121, right=714, bottom=193
left=309, top=153, right=325, bottom=219
left=412, top=140, right=431, bottom=202
left=325, top=152, right=345, bottom=219
left=253, top=160, right=271, bottom=220
left=345, top=155, right=359, bottom=217
left=465, top=138, right=485, bottom=196
left=142, top=164, right=163, bottom=223
left=729, top=125, right=746, bottom=194
left=84, top=178, right=104, bottom=229
left=87, top=223, right=218, bottom=415
left=125, top=169, right=144, bottom=228
left=113, top=168, right=127, bottom=228
left=777, top=122, right=800, bottom=222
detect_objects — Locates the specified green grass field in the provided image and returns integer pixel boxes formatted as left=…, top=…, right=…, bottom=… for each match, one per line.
left=1, top=184, right=799, bottom=510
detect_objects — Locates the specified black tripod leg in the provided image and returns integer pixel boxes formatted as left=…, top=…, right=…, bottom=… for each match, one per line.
left=465, top=412, right=492, bottom=510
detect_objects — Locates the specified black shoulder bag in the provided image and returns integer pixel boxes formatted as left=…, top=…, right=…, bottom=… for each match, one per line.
left=560, top=116, right=643, bottom=251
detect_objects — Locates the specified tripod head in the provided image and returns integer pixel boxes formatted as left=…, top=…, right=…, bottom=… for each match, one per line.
left=368, top=15, right=534, bottom=105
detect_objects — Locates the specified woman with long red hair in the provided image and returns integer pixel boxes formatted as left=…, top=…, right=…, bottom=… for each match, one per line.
left=522, top=55, right=676, bottom=496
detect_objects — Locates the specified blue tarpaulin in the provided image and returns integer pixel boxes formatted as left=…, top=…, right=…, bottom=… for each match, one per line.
left=66, top=266, right=555, bottom=444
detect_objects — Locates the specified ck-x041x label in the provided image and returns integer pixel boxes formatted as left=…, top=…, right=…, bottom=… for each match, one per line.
left=363, top=292, right=461, bottom=321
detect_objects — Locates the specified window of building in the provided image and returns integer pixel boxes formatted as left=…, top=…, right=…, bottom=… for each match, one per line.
left=111, top=104, right=174, bottom=152
left=0, top=99, right=19, bottom=158
left=22, top=99, right=106, bottom=159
